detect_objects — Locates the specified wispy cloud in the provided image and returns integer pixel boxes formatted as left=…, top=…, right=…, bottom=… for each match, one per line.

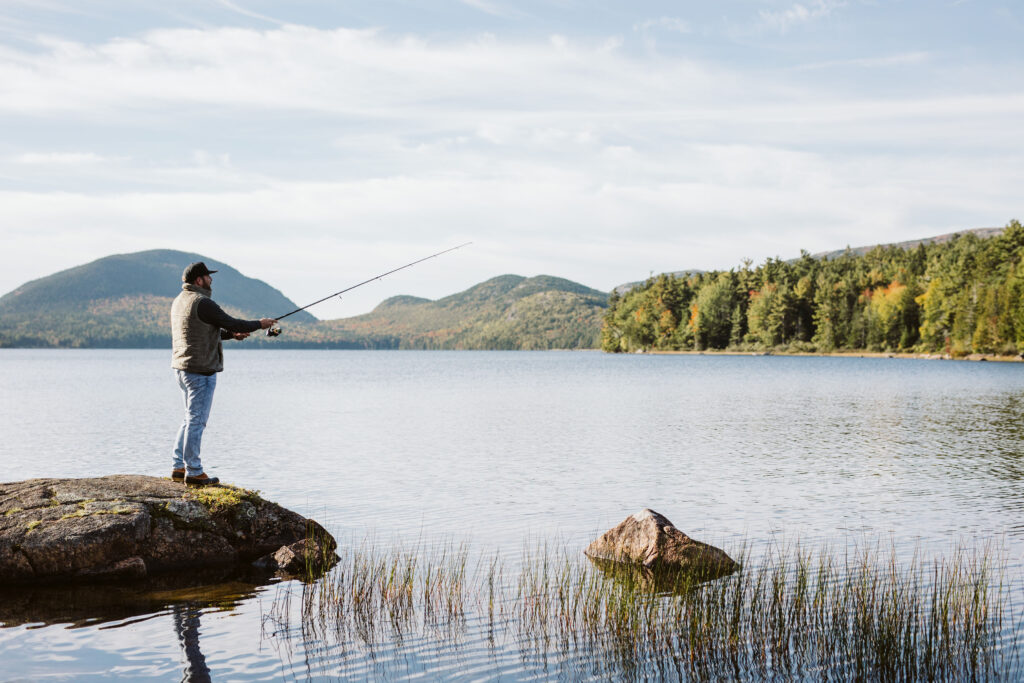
left=458, top=0, right=526, bottom=20
left=0, top=22, right=1019, bottom=312
left=793, top=52, right=932, bottom=70
left=13, top=151, right=115, bottom=164
left=758, top=0, right=846, bottom=33
left=633, top=17, right=692, bottom=34
left=212, top=0, right=286, bottom=27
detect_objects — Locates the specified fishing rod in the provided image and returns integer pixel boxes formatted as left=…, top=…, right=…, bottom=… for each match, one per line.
left=266, top=242, right=472, bottom=337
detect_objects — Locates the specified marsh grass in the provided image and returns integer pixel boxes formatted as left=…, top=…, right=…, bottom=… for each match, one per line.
left=264, top=538, right=1021, bottom=680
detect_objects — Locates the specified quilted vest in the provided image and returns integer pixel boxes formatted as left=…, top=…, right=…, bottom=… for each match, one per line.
left=170, top=284, right=224, bottom=373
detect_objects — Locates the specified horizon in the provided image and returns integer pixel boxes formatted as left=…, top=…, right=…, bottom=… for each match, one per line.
left=3, top=223, right=1007, bottom=320
left=1, top=1, right=1021, bottom=316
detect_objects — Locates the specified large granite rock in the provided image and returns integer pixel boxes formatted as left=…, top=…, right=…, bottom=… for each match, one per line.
left=0, top=475, right=337, bottom=584
left=585, top=509, right=738, bottom=578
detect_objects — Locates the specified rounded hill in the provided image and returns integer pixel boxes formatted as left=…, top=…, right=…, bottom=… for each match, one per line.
left=0, top=249, right=314, bottom=323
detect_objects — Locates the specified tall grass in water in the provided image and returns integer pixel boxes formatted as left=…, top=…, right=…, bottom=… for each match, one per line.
left=518, top=541, right=1019, bottom=680
left=265, top=539, right=1021, bottom=680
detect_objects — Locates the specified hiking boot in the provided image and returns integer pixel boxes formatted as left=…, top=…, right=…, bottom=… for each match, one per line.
left=171, top=469, right=185, bottom=481
left=185, top=473, right=220, bottom=487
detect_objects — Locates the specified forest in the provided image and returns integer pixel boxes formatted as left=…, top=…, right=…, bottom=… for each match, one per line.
left=601, top=221, right=1024, bottom=356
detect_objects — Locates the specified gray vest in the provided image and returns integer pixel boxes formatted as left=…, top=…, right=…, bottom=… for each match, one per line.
left=170, top=284, right=224, bottom=373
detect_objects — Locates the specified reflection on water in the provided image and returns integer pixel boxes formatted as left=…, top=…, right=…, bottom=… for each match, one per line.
left=259, top=539, right=1021, bottom=681
left=0, top=569, right=277, bottom=681
left=173, top=603, right=210, bottom=683
left=2, top=350, right=1024, bottom=678
left=0, top=567, right=269, bottom=630
left=585, top=555, right=739, bottom=594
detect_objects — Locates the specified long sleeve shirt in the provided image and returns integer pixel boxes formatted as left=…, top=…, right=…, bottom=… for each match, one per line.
left=196, top=298, right=261, bottom=339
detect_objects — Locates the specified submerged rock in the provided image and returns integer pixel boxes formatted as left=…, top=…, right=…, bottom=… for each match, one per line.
left=0, top=475, right=337, bottom=585
left=254, top=537, right=336, bottom=577
left=585, top=509, right=738, bottom=579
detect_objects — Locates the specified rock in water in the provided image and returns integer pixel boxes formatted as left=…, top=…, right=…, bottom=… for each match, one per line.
left=0, top=475, right=337, bottom=584
left=254, top=538, right=336, bottom=577
left=585, top=509, right=738, bottom=578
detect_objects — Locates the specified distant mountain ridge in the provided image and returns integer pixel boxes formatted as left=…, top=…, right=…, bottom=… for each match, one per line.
left=613, top=226, right=1004, bottom=294
left=0, top=227, right=1007, bottom=349
left=0, top=252, right=606, bottom=349
left=0, top=249, right=315, bottom=322
left=808, top=226, right=1003, bottom=261
left=319, top=274, right=607, bottom=349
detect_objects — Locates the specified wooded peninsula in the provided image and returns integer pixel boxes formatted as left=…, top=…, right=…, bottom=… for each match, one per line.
left=601, top=220, right=1024, bottom=357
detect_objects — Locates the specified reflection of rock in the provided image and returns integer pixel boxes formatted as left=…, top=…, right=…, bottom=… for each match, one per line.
left=585, top=509, right=738, bottom=579
left=0, top=565, right=267, bottom=628
left=0, top=475, right=336, bottom=585
left=586, top=555, right=729, bottom=594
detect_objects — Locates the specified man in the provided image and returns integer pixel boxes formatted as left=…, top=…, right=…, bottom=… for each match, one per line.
left=170, top=261, right=276, bottom=487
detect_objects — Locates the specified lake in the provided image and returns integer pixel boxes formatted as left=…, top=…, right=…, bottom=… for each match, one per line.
left=1, top=350, right=1022, bottom=679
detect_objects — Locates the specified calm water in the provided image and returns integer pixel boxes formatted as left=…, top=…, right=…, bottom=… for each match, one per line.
left=1, top=350, right=1023, bottom=679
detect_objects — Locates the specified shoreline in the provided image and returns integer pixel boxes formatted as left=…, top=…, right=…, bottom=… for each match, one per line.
left=1, top=346, right=1022, bottom=361
left=645, top=349, right=1024, bottom=362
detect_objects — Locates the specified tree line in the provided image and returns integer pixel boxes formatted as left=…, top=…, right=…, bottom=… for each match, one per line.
left=601, top=221, right=1024, bottom=356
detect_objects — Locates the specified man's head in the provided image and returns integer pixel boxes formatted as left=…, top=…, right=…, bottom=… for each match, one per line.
left=182, top=262, right=217, bottom=289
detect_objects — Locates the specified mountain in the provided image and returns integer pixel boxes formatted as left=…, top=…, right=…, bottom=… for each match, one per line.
left=0, top=249, right=313, bottom=348
left=0, top=253, right=607, bottom=349
left=0, top=249, right=313, bottom=320
left=613, top=270, right=705, bottom=296
left=808, top=226, right=1003, bottom=261
left=2, top=227, right=1003, bottom=350
left=309, top=275, right=608, bottom=349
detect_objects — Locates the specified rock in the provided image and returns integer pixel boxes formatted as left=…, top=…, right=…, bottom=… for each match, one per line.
left=254, top=538, right=338, bottom=576
left=77, top=556, right=148, bottom=581
left=0, top=475, right=336, bottom=585
left=585, top=509, right=738, bottom=578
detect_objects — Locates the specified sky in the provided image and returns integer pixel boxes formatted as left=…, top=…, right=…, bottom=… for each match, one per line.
left=1, top=0, right=1021, bottom=318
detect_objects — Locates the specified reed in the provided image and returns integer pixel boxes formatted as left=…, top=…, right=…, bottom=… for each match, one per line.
left=264, top=537, right=1021, bottom=680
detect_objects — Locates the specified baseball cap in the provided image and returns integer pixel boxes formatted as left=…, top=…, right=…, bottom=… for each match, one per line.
left=182, top=261, right=218, bottom=282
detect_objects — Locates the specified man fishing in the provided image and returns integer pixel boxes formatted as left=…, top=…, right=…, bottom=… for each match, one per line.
left=170, top=261, right=276, bottom=487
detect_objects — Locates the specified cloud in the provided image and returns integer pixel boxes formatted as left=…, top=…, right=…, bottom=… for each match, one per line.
left=1, top=131, right=1019, bottom=314
left=758, top=0, right=846, bottom=33
left=213, top=0, right=286, bottom=26
left=12, top=151, right=114, bottom=164
left=792, top=52, right=932, bottom=71
left=633, top=17, right=692, bottom=34
left=458, top=0, right=525, bottom=19
left=0, top=24, right=1020, bottom=313
left=0, top=26, right=735, bottom=117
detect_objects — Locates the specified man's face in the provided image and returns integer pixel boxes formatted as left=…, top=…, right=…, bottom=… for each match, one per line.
left=198, top=274, right=212, bottom=289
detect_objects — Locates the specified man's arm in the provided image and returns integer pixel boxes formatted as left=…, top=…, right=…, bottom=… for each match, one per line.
left=196, top=298, right=262, bottom=337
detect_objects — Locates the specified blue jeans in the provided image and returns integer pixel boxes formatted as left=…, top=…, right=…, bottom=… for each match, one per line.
left=172, top=370, right=217, bottom=477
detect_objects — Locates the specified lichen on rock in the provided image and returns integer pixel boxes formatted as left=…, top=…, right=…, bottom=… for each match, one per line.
left=0, top=475, right=336, bottom=585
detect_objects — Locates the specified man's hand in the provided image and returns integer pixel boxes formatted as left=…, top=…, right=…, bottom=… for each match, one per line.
left=233, top=332, right=250, bottom=340
left=259, top=318, right=277, bottom=329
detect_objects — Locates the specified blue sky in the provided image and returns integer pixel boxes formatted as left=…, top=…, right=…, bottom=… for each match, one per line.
left=1, top=1, right=1021, bottom=317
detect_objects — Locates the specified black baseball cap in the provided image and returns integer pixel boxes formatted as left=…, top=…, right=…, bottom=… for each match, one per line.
left=182, top=261, right=218, bottom=282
